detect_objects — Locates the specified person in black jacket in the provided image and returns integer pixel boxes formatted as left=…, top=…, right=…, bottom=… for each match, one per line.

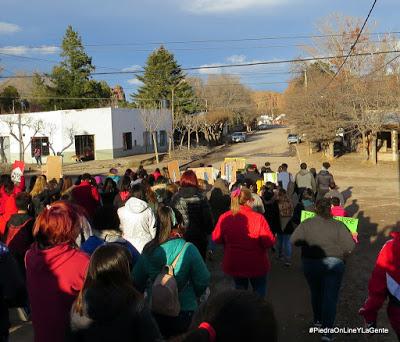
left=0, top=242, right=25, bottom=342
left=262, top=182, right=281, bottom=236
left=171, top=171, right=214, bottom=260
left=3, top=192, right=34, bottom=276
left=68, top=244, right=161, bottom=342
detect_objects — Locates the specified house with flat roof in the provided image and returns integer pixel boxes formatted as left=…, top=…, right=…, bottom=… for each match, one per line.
left=0, top=107, right=172, bottom=164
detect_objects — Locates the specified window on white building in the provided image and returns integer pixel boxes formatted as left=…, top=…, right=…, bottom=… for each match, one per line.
left=31, top=137, right=50, bottom=157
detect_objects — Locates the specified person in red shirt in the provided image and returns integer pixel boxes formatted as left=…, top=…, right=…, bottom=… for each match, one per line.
left=152, top=168, right=162, bottom=182
left=25, top=201, right=90, bottom=342
left=0, top=175, right=24, bottom=216
left=70, top=173, right=100, bottom=220
left=0, top=178, right=18, bottom=239
left=359, top=232, right=400, bottom=339
left=212, top=187, right=275, bottom=297
left=330, top=197, right=347, bottom=217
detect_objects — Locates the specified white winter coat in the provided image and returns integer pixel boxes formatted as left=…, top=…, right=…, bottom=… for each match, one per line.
left=118, top=197, right=156, bottom=253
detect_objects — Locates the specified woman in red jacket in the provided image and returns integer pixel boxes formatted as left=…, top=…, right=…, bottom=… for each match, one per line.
left=0, top=177, right=19, bottom=239
left=25, top=201, right=90, bottom=342
left=359, top=232, right=400, bottom=339
left=212, top=187, right=275, bottom=297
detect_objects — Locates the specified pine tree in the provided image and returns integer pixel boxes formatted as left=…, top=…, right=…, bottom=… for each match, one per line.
left=32, top=26, right=111, bottom=110
left=0, top=86, right=19, bottom=113
left=132, top=46, right=197, bottom=114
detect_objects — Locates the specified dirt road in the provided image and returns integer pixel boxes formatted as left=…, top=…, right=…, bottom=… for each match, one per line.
left=10, top=127, right=399, bottom=341
left=199, top=127, right=399, bottom=341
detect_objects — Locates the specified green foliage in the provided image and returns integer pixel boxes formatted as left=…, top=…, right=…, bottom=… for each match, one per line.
left=0, top=86, right=21, bottom=113
left=32, top=25, right=111, bottom=110
left=131, top=46, right=198, bottom=114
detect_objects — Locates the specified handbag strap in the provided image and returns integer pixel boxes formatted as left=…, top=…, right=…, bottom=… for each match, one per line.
left=171, top=242, right=189, bottom=269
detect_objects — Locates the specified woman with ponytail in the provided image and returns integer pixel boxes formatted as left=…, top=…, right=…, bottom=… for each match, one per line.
left=212, top=187, right=275, bottom=297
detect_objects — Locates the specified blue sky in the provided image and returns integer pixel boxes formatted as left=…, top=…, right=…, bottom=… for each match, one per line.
left=0, top=0, right=399, bottom=94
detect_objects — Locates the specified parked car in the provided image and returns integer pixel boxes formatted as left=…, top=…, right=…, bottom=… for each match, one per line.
left=258, top=124, right=269, bottom=130
left=287, top=134, right=301, bottom=144
left=231, top=132, right=247, bottom=143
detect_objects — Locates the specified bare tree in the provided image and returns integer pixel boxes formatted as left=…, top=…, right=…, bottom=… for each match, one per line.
left=60, top=125, right=77, bottom=155
left=0, top=114, right=44, bottom=162
left=139, top=108, right=168, bottom=164
left=0, top=136, right=9, bottom=163
left=285, top=14, right=400, bottom=163
left=199, top=111, right=230, bottom=145
left=46, top=123, right=77, bottom=156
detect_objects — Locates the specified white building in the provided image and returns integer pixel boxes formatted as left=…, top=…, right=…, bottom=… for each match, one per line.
left=0, top=107, right=172, bottom=164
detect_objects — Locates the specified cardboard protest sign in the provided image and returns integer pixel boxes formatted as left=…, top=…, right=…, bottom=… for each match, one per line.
left=264, top=172, right=278, bottom=184
left=11, top=161, right=25, bottom=184
left=190, top=167, right=216, bottom=185
left=167, top=160, right=181, bottom=183
left=224, top=158, right=246, bottom=170
left=46, top=156, right=63, bottom=181
left=300, top=210, right=359, bottom=241
left=221, top=162, right=237, bottom=184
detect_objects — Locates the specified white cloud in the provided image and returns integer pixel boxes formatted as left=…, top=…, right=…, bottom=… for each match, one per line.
left=198, top=63, right=223, bottom=75
left=127, top=78, right=143, bottom=86
left=0, top=45, right=59, bottom=55
left=226, top=54, right=246, bottom=64
left=195, top=54, right=289, bottom=89
left=183, top=0, right=288, bottom=14
left=121, top=64, right=142, bottom=72
left=0, top=22, right=21, bottom=34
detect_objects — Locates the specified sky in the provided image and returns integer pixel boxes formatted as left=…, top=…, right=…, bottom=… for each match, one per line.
left=1, top=0, right=400, bottom=95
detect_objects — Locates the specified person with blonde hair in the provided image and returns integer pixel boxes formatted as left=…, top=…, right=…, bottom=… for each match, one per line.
left=212, top=187, right=275, bottom=296
left=30, top=176, right=63, bottom=217
left=29, top=175, right=47, bottom=199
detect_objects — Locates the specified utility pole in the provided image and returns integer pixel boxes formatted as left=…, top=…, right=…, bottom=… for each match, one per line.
left=304, top=69, right=308, bottom=89
left=170, top=87, right=175, bottom=157
left=170, top=79, right=186, bottom=157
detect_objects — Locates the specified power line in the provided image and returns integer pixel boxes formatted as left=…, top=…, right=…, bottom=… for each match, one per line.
left=5, top=30, right=400, bottom=50
left=1, top=48, right=399, bottom=80
left=321, top=0, right=378, bottom=92
left=0, top=52, right=122, bottom=71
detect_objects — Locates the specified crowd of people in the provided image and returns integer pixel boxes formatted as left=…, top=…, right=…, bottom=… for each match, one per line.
left=0, top=161, right=398, bottom=342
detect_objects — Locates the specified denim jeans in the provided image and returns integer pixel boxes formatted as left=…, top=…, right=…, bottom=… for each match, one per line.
left=277, top=234, right=292, bottom=261
left=302, top=257, right=345, bottom=330
left=233, top=274, right=268, bottom=297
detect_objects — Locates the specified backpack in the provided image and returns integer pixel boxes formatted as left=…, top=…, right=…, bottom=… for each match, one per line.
left=151, top=242, right=188, bottom=317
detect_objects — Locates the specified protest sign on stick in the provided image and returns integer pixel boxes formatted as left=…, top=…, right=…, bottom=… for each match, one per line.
left=190, top=167, right=216, bottom=185
left=167, top=160, right=181, bottom=183
left=221, top=162, right=237, bottom=184
left=264, top=172, right=278, bottom=184
left=224, top=158, right=246, bottom=170
left=11, top=161, right=25, bottom=184
left=46, top=156, right=62, bottom=181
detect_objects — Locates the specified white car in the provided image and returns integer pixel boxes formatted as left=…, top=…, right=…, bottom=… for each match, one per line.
left=231, top=132, right=247, bottom=143
left=287, top=134, right=301, bottom=144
